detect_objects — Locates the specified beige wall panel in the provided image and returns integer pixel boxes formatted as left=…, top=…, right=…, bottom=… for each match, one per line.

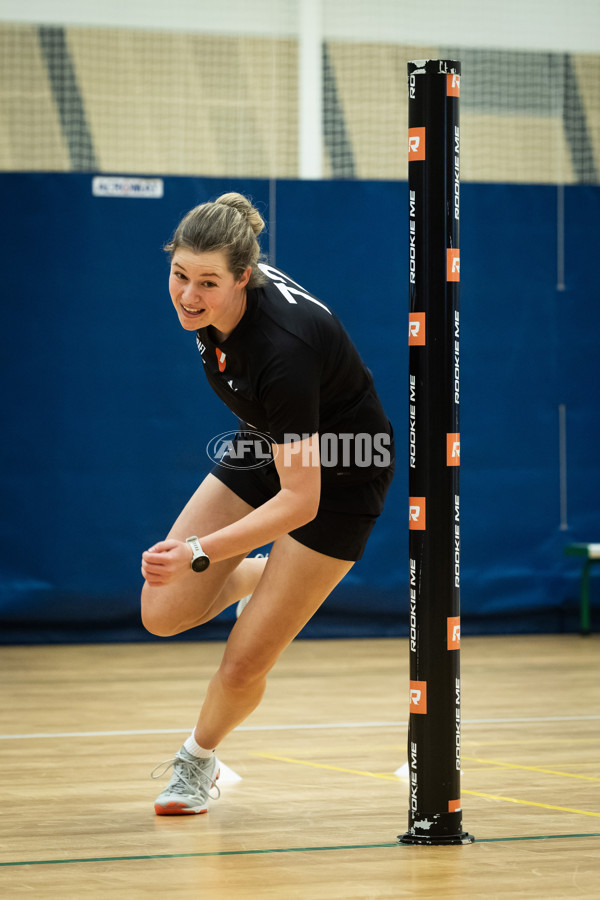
left=461, top=113, right=575, bottom=183
left=0, top=25, right=69, bottom=171
left=573, top=54, right=600, bottom=177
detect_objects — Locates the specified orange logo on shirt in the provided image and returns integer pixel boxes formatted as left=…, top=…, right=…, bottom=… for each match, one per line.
left=408, top=127, right=426, bottom=161
left=216, top=348, right=227, bottom=372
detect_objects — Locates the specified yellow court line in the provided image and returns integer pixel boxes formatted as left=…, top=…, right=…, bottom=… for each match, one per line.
left=254, top=753, right=600, bottom=820
left=464, top=790, right=600, bottom=819
left=390, top=737, right=600, bottom=751
left=463, top=737, right=600, bottom=749
left=462, top=755, right=600, bottom=783
left=254, top=753, right=399, bottom=781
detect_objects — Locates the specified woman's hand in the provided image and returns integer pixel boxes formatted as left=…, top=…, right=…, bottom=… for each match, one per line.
left=141, top=539, right=192, bottom=586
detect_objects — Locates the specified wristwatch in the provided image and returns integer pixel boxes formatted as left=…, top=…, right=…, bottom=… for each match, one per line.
left=185, top=536, right=210, bottom=572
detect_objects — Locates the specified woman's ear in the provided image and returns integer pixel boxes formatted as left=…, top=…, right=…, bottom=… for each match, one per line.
left=238, top=266, right=252, bottom=288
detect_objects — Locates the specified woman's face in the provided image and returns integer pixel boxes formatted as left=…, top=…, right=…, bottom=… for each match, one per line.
left=168, top=248, right=251, bottom=337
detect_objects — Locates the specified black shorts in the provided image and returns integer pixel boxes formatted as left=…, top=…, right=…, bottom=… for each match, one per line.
left=210, top=433, right=395, bottom=561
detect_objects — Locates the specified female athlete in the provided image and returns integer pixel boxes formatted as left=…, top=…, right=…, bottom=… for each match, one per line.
left=141, top=193, right=394, bottom=815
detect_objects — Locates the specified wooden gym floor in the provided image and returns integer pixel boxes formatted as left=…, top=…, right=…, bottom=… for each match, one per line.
left=1, top=634, right=599, bottom=898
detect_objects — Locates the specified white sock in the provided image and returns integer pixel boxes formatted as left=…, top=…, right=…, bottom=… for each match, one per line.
left=184, top=732, right=214, bottom=759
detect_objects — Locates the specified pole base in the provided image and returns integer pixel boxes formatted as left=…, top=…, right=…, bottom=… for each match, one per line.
left=398, top=830, right=475, bottom=845
left=399, top=809, right=473, bottom=845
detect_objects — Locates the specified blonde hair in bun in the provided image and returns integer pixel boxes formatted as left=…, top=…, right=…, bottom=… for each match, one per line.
left=165, top=192, right=267, bottom=287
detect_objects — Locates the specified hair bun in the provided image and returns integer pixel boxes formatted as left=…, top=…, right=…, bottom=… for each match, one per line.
left=215, top=192, right=265, bottom=237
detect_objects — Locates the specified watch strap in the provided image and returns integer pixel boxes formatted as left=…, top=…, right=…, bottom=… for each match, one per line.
left=185, top=536, right=210, bottom=571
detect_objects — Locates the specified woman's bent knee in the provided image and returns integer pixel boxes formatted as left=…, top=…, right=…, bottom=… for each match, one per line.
left=140, top=582, right=181, bottom=637
left=140, top=579, right=225, bottom=636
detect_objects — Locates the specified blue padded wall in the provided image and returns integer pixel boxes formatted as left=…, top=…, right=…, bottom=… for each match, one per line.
left=0, top=174, right=598, bottom=642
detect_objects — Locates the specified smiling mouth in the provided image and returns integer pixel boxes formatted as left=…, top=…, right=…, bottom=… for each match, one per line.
left=181, top=304, right=206, bottom=317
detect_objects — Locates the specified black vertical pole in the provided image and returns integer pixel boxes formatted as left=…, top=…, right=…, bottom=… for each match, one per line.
left=399, top=59, right=474, bottom=846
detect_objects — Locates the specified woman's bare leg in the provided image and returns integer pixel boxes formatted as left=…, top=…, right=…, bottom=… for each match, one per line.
left=192, top=534, right=353, bottom=749
left=141, top=474, right=267, bottom=636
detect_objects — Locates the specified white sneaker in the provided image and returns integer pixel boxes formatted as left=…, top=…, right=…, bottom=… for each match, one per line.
left=152, top=747, right=220, bottom=815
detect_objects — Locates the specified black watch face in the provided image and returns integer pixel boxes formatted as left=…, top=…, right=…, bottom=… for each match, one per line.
left=192, top=555, right=210, bottom=572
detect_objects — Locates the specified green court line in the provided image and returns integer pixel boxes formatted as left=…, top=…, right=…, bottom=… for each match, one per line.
left=1, top=833, right=599, bottom=868
left=479, top=833, right=600, bottom=843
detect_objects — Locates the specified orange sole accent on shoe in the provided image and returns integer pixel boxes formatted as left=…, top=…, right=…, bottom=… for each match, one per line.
left=154, top=802, right=208, bottom=816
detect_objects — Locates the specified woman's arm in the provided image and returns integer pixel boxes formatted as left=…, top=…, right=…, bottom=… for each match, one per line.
left=204, top=431, right=321, bottom=559
left=141, top=433, right=320, bottom=585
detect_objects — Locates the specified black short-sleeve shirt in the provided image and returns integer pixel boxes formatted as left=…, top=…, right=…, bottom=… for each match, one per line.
left=196, top=264, right=392, bottom=482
